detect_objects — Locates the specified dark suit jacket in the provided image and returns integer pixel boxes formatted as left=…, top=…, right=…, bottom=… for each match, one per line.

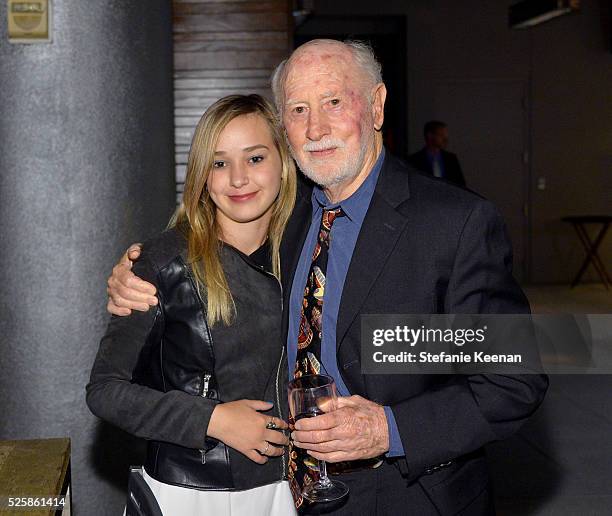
left=408, top=147, right=466, bottom=187
left=280, top=153, right=547, bottom=515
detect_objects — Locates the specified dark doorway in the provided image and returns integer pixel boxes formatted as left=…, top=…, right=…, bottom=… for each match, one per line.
left=295, top=16, right=408, bottom=159
left=434, top=79, right=529, bottom=281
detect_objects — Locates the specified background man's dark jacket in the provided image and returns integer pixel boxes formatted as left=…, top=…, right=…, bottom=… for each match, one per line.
left=408, top=147, right=466, bottom=187
left=280, top=153, right=547, bottom=515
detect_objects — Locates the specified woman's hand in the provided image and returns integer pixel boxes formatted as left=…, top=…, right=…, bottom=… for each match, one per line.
left=207, top=400, right=289, bottom=464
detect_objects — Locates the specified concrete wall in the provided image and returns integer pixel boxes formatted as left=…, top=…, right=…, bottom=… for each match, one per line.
left=312, top=0, right=612, bottom=284
left=0, top=2, right=175, bottom=514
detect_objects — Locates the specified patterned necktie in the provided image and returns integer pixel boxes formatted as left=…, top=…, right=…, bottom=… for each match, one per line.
left=288, top=206, right=345, bottom=508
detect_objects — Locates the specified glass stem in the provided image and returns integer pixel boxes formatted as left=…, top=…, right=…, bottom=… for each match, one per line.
left=318, top=460, right=332, bottom=487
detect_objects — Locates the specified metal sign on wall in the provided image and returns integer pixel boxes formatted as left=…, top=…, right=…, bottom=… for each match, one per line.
left=7, top=0, right=52, bottom=43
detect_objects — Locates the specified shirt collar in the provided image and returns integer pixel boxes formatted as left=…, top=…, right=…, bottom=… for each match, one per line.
left=312, top=147, right=386, bottom=223
left=426, top=148, right=442, bottom=161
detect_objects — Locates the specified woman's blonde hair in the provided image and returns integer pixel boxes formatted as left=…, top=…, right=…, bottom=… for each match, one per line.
left=169, top=94, right=297, bottom=326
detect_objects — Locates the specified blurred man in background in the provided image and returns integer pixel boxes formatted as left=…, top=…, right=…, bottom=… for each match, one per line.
left=408, top=120, right=466, bottom=187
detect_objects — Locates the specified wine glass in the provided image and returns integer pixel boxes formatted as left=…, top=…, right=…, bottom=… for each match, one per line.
left=288, top=374, right=349, bottom=503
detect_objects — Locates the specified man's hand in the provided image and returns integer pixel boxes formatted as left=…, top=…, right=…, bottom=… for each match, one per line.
left=292, top=395, right=390, bottom=462
left=106, top=244, right=158, bottom=316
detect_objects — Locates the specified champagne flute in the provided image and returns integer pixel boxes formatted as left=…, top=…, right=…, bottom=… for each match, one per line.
left=288, top=374, right=349, bottom=503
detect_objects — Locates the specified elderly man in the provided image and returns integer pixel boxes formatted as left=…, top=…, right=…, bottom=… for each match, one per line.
left=107, top=40, right=547, bottom=515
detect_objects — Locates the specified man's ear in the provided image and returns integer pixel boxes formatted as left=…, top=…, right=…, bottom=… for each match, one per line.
left=371, top=83, right=387, bottom=131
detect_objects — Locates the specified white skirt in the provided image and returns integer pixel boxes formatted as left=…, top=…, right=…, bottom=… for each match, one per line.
left=137, top=468, right=297, bottom=516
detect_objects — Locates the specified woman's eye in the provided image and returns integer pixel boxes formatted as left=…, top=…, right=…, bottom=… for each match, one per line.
left=213, top=160, right=226, bottom=168
left=249, top=155, right=264, bottom=164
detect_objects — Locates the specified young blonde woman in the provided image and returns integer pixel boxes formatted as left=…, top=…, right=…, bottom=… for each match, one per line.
left=86, top=95, right=298, bottom=515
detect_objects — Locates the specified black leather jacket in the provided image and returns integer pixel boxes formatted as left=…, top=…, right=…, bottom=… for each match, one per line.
left=86, top=228, right=288, bottom=490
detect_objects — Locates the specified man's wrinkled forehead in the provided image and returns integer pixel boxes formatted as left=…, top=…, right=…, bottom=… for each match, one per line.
left=290, top=43, right=353, bottom=69
left=283, top=46, right=356, bottom=97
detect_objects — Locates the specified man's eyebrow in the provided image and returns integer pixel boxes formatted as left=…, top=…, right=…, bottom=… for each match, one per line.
left=320, top=91, right=337, bottom=99
left=285, top=89, right=341, bottom=106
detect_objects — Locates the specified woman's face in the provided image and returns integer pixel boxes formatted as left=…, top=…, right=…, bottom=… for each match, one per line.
left=207, top=113, right=282, bottom=230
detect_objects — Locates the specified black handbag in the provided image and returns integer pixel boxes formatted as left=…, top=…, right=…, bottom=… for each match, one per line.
left=126, top=466, right=164, bottom=516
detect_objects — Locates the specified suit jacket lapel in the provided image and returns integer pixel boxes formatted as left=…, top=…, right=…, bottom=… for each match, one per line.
left=336, top=155, right=412, bottom=351
left=280, top=178, right=313, bottom=343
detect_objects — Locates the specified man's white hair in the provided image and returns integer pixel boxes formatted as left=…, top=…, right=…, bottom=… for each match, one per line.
left=270, top=39, right=383, bottom=117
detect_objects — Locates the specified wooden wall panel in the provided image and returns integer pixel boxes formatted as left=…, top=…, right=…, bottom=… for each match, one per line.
left=172, top=0, right=292, bottom=201
left=173, top=1, right=287, bottom=15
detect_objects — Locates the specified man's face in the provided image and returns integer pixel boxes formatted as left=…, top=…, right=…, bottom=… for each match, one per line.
left=281, top=48, right=376, bottom=188
left=428, top=127, right=449, bottom=150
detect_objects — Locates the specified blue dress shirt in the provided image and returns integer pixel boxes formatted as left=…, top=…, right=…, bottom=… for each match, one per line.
left=287, top=147, right=405, bottom=457
left=426, top=149, right=445, bottom=178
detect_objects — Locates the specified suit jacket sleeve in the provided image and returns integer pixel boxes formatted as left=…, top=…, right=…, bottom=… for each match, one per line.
left=389, top=199, right=548, bottom=480
left=86, top=256, right=219, bottom=450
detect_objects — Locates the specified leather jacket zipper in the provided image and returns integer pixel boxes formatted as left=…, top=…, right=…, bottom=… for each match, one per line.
left=201, top=373, right=211, bottom=396
left=199, top=372, right=212, bottom=465
left=184, top=259, right=216, bottom=467
left=259, top=267, right=287, bottom=480
left=199, top=308, right=217, bottom=466
left=275, top=339, right=287, bottom=479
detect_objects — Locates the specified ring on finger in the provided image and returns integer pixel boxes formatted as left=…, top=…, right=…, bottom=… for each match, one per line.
left=266, top=417, right=278, bottom=430
left=262, top=442, right=270, bottom=455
